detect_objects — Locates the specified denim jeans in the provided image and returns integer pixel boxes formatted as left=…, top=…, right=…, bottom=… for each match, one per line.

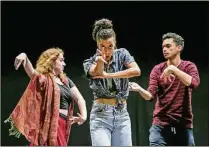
left=149, top=124, right=195, bottom=146
left=89, top=102, right=132, bottom=146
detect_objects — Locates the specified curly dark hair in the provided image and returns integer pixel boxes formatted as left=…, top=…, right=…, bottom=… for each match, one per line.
left=92, top=18, right=116, bottom=41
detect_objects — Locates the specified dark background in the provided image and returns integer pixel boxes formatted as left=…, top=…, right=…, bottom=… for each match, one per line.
left=1, top=1, right=208, bottom=146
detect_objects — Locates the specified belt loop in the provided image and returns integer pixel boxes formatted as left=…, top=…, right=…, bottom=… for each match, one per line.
left=116, top=99, right=124, bottom=111
left=105, top=104, right=108, bottom=110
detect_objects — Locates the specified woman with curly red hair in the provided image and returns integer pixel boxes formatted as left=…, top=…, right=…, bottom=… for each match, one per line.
left=5, top=47, right=87, bottom=146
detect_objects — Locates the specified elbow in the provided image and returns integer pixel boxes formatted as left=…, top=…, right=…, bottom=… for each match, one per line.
left=134, top=68, right=141, bottom=77
left=185, top=82, right=191, bottom=87
left=126, top=68, right=141, bottom=78
left=194, top=79, right=200, bottom=89
left=89, top=70, right=102, bottom=77
left=95, top=70, right=103, bottom=76
left=189, top=82, right=199, bottom=89
left=28, top=70, right=36, bottom=79
left=90, top=66, right=103, bottom=76
left=137, top=68, right=141, bottom=76
left=82, top=99, right=86, bottom=104
left=147, top=97, right=154, bottom=102
left=88, top=69, right=98, bottom=77
left=188, top=77, right=200, bottom=89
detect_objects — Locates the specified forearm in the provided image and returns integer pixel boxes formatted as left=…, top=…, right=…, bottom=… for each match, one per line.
left=70, top=87, right=87, bottom=118
left=93, top=61, right=104, bottom=75
left=137, top=86, right=153, bottom=100
left=77, top=99, right=87, bottom=119
left=108, top=67, right=141, bottom=78
left=172, top=66, right=192, bottom=86
left=24, top=56, right=37, bottom=78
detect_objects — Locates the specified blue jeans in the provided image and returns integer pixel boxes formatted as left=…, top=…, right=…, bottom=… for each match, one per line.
left=89, top=102, right=132, bottom=146
left=149, top=124, right=195, bottom=146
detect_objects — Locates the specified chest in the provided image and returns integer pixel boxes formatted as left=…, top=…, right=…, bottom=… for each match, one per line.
left=158, top=67, right=188, bottom=93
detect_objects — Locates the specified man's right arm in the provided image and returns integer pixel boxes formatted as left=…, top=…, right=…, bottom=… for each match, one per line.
left=137, top=85, right=153, bottom=100
left=129, top=65, right=159, bottom=101
left=129, top=82, right=153, bottom=100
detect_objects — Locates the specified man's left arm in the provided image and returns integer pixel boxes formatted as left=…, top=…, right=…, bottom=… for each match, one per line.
left=170, top=62, right=200, bottom=88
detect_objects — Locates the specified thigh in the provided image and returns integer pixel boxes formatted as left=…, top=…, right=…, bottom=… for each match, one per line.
left=112, top=112, right=132, bottom=146
left=175, top=128, right=195, bottom=146
left=90, top=121, right=111, bottom=146
left=149, top=125, right=168, bottom=146
left=89, top=104, right=113, bottom=146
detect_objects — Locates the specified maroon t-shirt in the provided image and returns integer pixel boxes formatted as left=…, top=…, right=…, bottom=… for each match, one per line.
left=147, top=60, right=200, bottom=128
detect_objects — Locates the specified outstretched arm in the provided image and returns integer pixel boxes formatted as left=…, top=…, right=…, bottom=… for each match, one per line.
left=129, top=65, right=159, bottom=101
left=129, top=82, right=153, bottom=100
left=14, top=53, right=37, bottom=78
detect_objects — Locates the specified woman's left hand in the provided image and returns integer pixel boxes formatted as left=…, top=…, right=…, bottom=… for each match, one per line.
left=69, top=113, right=87, bottom=125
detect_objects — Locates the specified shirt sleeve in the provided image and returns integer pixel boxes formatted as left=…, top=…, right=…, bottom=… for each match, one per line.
left=147, top=65, right=160, bottom=100
left=83, top=56, right=96, bottom=79
left=120, top=48, right=135, bottom=67
left=67, top=78, right=75, bottom=88
left=185, top=61, right=200, bottom=89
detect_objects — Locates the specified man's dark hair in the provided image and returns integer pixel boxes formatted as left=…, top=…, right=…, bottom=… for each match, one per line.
left=162, top=32, right=184, bottom=50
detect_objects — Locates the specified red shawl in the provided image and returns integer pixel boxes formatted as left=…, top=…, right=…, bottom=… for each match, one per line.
left=4, top=74, right=74, bottom=145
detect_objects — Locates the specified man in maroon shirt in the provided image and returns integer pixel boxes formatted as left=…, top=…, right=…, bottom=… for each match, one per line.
left=129, top=32, right=200, bottom=146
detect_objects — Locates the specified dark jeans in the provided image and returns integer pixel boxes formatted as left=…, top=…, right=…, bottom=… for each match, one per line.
left=149, top=124, right=195, bottom=146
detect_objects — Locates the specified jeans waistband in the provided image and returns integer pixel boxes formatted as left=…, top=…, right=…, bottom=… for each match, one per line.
left=95, top=98, right=126, bottom=106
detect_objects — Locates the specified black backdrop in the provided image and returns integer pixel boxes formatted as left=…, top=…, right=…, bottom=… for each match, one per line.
left=1, top=1, right=208, bottom=146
